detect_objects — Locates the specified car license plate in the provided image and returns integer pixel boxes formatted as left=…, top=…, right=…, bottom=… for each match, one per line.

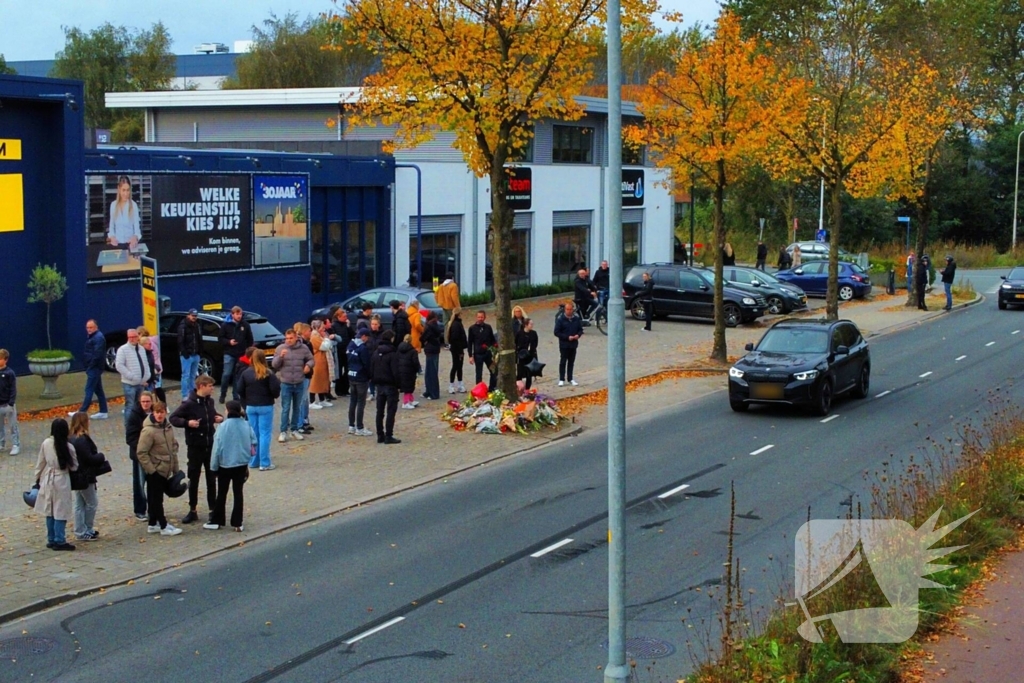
left=750, top=383, right=784, bottom=399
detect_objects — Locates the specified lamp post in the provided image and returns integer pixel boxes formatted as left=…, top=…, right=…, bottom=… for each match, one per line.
left=689, top=176, right=695, bottom=266
left=1013, top=130, right=1024, bottom=251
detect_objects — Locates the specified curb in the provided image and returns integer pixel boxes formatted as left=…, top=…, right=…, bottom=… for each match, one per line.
left=865, top=292, right=983, bottom=339
left=0, top=423, right=584, bottom=625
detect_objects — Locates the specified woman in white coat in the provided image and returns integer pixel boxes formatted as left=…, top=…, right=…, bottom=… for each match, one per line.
left=34, top=418, right=79, bottom=551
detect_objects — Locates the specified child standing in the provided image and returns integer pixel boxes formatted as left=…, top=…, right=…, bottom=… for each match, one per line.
left=0, top=349, right=19, bottom=456
left=397, top=334, right=421, bottom=409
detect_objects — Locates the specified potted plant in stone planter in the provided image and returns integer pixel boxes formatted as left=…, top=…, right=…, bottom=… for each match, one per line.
left=26, top=263, right=72, bottom=399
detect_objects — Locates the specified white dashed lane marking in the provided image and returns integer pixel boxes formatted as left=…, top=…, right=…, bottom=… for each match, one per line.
left=820, top=415, right=839, bottom=424
left=875, top=390, right=891, bottom=398
left=750, top=444, right=774, bottom=456
left=986, top=341, right=996, bottom=347
left=530, top=539, right=574, bottom=558
left=1013, top=330, right=1020, bottom=335
left=658, top=484, right=691, bottom=499
left=919, top=371, right=933, bottom=378
left=955, top=355, right=967, bottom=361
left=343, top=617, right=405, bottom=645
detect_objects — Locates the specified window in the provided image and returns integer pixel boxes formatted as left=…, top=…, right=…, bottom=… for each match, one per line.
left=679, top=272, right=704, bottom=290
left=311, top=219, right=324, bottom=294
left=840, top=324, right=862, bottom=347
left=509, top=130, right=534, bottom=163
left=800, top=262, right=824, bottom=274
left=652, top=269, right=675, bottom=287
left=551, top=225, right=590, bottom=283
left=552, top=125, right=594, bottom=163
left=507, top=230, right=530, bottom=286
left=623, top=140, right=645, bottom=166
left=410, top=233, right=460, bottom=284
left=831, top=328, right=845, bottom=352
left=623, top=222, right=641, bottom=269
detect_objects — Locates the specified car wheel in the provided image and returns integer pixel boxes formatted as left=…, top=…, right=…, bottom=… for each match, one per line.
left=630, top=299, right=645, bottom=320
left=730, top=399, right=749, bottom=412
left=838, top=285, right=855, bottom=302
left=198, top=354, right=217, bottom=382
left=766, top=296, right=785, bottom=315
left=851, top=364, right=870, bottom=399
left=105, top=345, right=117, bottom=372
left=723, top=303, right=741, bottom=328
left=999, top=298, right=1007, bottom=310
left=814, top=378, right=834, bottom=416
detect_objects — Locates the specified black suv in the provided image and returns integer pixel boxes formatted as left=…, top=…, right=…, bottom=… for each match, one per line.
left=728, top=318, right=870, bottom=415
left=623, top=264, right=766, bottom=327
left=998, top=267, right=1024, bottom=309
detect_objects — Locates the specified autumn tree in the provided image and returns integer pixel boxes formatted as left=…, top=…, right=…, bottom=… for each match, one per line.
left=630, top=11, right=800, bottom=362
left=333, top=0, right=649, bottom=396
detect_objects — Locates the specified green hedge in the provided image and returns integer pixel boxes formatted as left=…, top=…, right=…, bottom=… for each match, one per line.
left=459, top=281, right=576, bottom=307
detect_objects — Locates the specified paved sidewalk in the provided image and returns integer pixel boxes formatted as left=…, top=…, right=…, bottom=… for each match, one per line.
left=0, top=290, right=968, bottom=624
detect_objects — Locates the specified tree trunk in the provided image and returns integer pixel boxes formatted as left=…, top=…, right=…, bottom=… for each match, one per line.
left=488, top=164, right=519, bottom=398
left=908, top=158, right=933, bottom=308
left=46, top=301, right=53, bottom=350
left=825, top=178, right=843, bottom=321
left=711, top=159, right=727, bottom=363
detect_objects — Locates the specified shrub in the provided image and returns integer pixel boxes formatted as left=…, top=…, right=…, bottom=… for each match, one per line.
left=27, top=263, right=69, bottom=351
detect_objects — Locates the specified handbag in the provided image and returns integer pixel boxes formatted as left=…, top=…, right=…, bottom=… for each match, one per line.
left=70, top=469, right=90, bottom=491
left=94, top=459, right=112, bottom=477
left=517, top=348, right=531, bottom=361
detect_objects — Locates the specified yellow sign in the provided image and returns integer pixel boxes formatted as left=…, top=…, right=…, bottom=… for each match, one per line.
left=202, top=303, right=223, bottom=311
left=141, top=257, right=159, bottom=336
left=0, top=139, right=22, bottom=161
left=0, top=174, right=25, bottom=232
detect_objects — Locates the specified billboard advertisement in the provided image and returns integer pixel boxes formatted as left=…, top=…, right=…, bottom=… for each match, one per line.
left=87, top=174, right=252, bottom=280
left=253, top=174, right=308, bottom=267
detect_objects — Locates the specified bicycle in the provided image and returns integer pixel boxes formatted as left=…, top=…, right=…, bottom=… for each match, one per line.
left=558, top=298, right=608, bottom=335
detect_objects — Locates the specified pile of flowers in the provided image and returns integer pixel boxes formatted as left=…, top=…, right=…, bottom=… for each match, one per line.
left=442, top=388, right=565, bottom=434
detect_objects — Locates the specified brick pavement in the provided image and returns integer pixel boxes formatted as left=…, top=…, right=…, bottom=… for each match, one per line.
left=0, top=291, right=965, bottom=624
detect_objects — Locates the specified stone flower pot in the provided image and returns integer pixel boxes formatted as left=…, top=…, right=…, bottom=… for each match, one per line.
left=27, top=356, right=73, bottom=399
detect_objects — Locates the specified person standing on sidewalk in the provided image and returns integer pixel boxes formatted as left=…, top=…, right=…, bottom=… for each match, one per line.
left=371, top=329, right=402, bottom=444
left=169, top=375, right=223, bottom=525
left=135, top=401, right=182, bottom=536
left=346, top=327, right=374, bottom=436
left=390, top=300, right=412, bottom=343
left=309, top=322, right=333, bottom=409
left=915, top=253, right=929, bottom=310
left=755, top=241, right=768, bottom=271
left=138, top=328, right=165, bottom=404
left=941, top=255, right=957, bottom=311
left=294, top=323, right=316, bottom=433
left=70, top=412, right=107, bottom=542
left=408, top=300, right=424, bottom=352
left=218, top=306, right=253, bottom=404
left=115, top=329, right=151, bottom=428
left=0, top=349, right=20, bottom=456
left=592, top=260, right=611, bottom=308
left=640, top=271, right=656, bottom=332
left=125, top=391, right=153, bottom=520
left=75, top=320, right=108, bottom=419
left=367, top=316, right=383, bottom=401
left=515, top=318, right=539, bottom=391
left=435, top=272, right=461, bottom=323
left=206, top=401, right=253, bottom=532
left=446, top=308, right=467, bottom=394
left=239, top=349, right=280, bottom=471
left=397, top=334, right=421, bottom=409
left=421, top=311, right=443, bottom=400
left=906, top=251, right=915, bottom=290
left=178, top=309, right=202, bottom=399
left=554, top=301, right=584, bottom=387
left=34, top=418, right=78, bottom=551
left=330, top=307, right=354, bottom=398
left=273, top=328, right=314, bottom=442
left=467, top=311, right=498, bottom=391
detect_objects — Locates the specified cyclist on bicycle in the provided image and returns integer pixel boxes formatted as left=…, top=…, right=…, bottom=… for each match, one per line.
left=573, top=268, right=597, bottom=321
left=591, top=260, right=611, bottom=309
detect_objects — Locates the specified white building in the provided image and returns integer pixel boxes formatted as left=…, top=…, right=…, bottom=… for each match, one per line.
left=106, top=87, right=674, bottom=296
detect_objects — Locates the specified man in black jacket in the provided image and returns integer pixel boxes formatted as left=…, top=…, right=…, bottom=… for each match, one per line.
left=218, top=307, right=253, bottom=404
left=915, top=254, right=930, bottom=310
left=329, top=307, right=355, bottom=397
left=554, top=301, right=584, bottom=385
left=756, top=241, right=768, bottom=271
left=178, top=309, right=202, bottom=399
left=592, top=260, right=611, bottom=307
left=125, top=391, right=154, bottom=519
left=370, top=330, right=402, bottom=444
left=170, top=375, right=224, bottom=523
left=940, top=255, right=957, bottom=311
left=390, top=300, right=412, bottom=343
left=75, top=319, right=109, bottom=418
left=573, top=269, right=597, bottom=320
left=467, top=311, right=498, bottom=391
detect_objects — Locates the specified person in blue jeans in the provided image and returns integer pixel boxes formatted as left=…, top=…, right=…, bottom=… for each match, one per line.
left=178, top=309, right=202, bottom=399
left=219, top=306, right=253, bottom=404
left=271, top=329, right=313, bottom=442
left=114, top=329, right=151, bottom=429
left=238, top=350, right=280, bottom=470
left=940, top=255, right=957, bottom=311
left=76, top=320, right=108, bottom=418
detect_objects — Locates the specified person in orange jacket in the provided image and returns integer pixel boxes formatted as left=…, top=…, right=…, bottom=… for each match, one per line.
left=407, top=301, right=424, bottom=352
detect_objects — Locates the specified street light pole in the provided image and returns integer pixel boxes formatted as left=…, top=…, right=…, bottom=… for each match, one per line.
left=1013, top=130, right=1024, bottom=251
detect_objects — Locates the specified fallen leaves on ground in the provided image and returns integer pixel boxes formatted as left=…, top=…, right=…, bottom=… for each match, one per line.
left=21, top=396, right=126, bottom=423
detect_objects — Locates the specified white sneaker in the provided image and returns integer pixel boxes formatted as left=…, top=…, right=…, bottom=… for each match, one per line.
left=357, top=428, right=374, bottom=437
left=570, top=380, right=579, bottom=386
left=402, top=403, right=415, bottom=410
left=161, top=524, right=182, bottom=536
left=290, top=430, right=304, bottom=441
left=320, top=400, right=333, bottom=407
left=458, top=383, right=466, bottom=393
left=449, top=385, right=456, bottom=394
left=9, top=445, right=20, bottom=456
left=369, top=393, right=375, bottom=401
left=558, top=380, right=565, bottom=387
left=67, top=411, right=78, bottom=417
left=411, top=401, right=420, bottom=407
left=91, top=412, right=109, bottom=419
left=147, top=524, right=160, bottom=534
left=202, top=522, right=220, bottom=530
left=278, top=432, right=289, bottom=443
left=348, top=426, right=356, bottom=435
left=310, top=401, right=323, bottom=410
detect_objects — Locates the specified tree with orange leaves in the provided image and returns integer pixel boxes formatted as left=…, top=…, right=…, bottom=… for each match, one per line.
left=330, top=0, right=652, bottom=396
left=629, top=11, right=801, bottom=362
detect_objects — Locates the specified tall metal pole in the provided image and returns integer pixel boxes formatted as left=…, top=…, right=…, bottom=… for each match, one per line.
left=689, top=177, right=695, bottom=266
left=396, top=163, right=423, bottom=286
left=1013, top=130, right=1023, bottom=251
left=604, top=0, right=627, bottom=679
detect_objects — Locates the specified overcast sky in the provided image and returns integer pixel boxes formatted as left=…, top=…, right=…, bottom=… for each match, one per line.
left=0, top=0, right=723, bottom=61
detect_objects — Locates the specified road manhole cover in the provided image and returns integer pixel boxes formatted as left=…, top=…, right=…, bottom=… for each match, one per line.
left=601, top=636, right=675, bottom=659
left=0, top=636, right=57, bottom=657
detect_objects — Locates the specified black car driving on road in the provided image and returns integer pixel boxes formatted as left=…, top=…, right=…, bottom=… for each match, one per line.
left=728, top=317, right=870, bottom=416
left=623, top=263, right=766, bottom=327
left=998, top=267, right=1024, bottom=309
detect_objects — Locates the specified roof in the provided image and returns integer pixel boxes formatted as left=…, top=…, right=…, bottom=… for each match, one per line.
left=7, top=53, right=238, bottom=81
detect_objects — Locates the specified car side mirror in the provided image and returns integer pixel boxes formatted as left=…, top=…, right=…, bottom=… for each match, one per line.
left=835, top=345, right=849, bottom=355
left=744, top=342, right=754, bottom=351
left=750, top=280, right=761, bottom=287
left=794, top=269, right=803, bottom=275
left=1001, top=275, right=1007, bottom=280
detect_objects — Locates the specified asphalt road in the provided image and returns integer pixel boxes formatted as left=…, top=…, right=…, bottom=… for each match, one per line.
left=4, top=286, right=1023, bottom=683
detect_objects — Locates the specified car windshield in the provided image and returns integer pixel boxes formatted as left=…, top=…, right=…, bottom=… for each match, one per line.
left=250, top=321, right=284, bottom=340
left=1008, top=267, right=1024, bottom=280
left=417, top=291, right=438, bottom=308
left=757, top=327, right=829, bottom=354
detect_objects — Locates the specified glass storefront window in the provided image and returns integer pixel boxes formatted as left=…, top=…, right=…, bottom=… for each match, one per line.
left=623, top=222, right=642, bottom=269
left=310, top=220, right=324, bottom=295
left=410, top=232, right=460, bottom=286
left=551, top=225, right=590, bottom=283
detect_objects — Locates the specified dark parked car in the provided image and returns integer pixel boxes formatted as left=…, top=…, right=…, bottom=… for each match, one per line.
left=104, top=310, right=285, bottom=383
left=724, top=266, right=808, bottom=315
left=728, top=317, right=870, bottom=415
left=998, top=267, right=1024, bottom=309
left=786, top=241, right=856, bottom=262
left=312, top=287, right=443, bottom=325
left=622, top=263, right=766, bottom=327
left=776, top=261, right=872, bottom=301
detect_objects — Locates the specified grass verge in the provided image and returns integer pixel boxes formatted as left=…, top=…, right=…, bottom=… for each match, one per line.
left=687, top=401, right=1024, bottom=683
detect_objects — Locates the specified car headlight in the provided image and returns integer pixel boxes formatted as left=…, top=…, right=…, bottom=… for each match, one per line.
left=729, top=366, right=744, bottom=379
left=793, top=370, right=818, bottom=381
left=1002, top=283, right=1012, bottom=290
left=742, top=297, right=755, bottom=305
